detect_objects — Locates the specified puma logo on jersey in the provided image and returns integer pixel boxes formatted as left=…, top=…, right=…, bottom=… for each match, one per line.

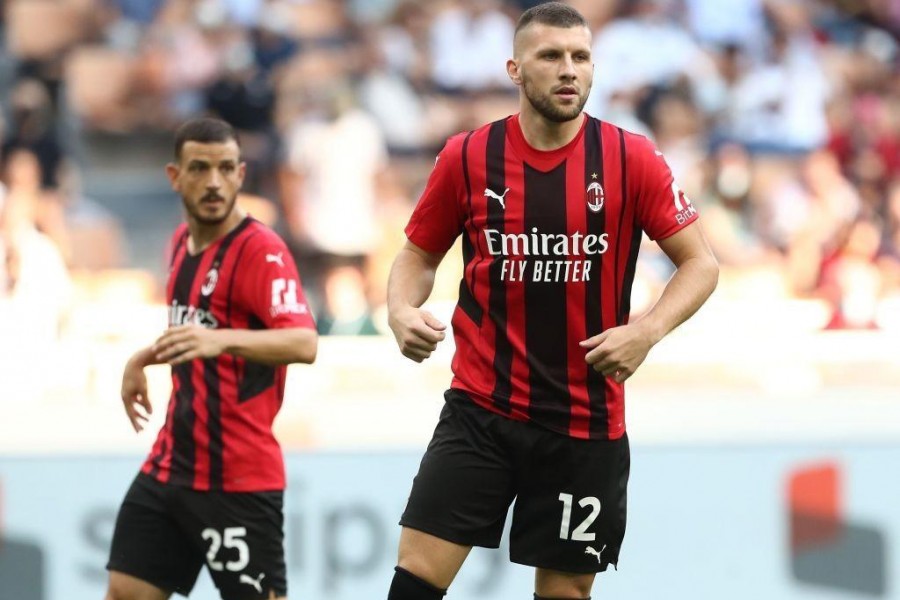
left=265, top=252, right=285, bottom=267
left=484, top=187, right=509, bottom=209
left=585, top=545, right=607, bottom=564
left=240, top=572, right=265, bottom=593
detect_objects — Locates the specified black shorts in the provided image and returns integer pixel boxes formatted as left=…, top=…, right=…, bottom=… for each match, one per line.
left=107, top=473, right=286, bottom=599
left=400, top=390, right=630, bottom=573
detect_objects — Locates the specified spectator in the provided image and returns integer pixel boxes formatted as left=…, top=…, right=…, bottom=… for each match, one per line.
left=0, top=0, right=897, bottom=333
left=724, top=24, right=831, bottom=152
left=697, top=143, right=782, bottom=268
left=281, top=83, right=389, bottom=306
left=316, top=263, right=379, bottom=336
left=586, top=0, right=724, bottom=122
left=358, top=31, right=450, bottom=154
left=205, top=30, right=278, bottom=195
left=817, top=216, right=883, bottom=328
left=684, top=0, right=767, bottom=55
left=2, top=78, right=63, bottom=190
left=0, top=150, right=72, bottom=340
left=428, top=0, right=515, bottom=93
left=56, top=162, right=128, bottom=270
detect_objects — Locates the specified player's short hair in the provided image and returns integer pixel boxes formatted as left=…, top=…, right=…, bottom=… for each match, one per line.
left=174, top=118, right=240, bottom=161
left=515, top=2, right=588, bottom=36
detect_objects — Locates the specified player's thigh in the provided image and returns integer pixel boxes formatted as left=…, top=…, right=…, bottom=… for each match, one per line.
left=534, top=568, right=596, bottom=599
left=106, top=474, right=205, bottom=597
left=510, top=431, right=630, bottom=574
left=106, top=570, right=171, bottom=600
left=174, top=487, right=287, bottom=600
left=400, top=392, right=516, bottom=550
left=397, top=526, right=472, bottom=590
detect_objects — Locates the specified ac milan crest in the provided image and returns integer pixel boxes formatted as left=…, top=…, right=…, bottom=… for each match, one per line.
left=201, top=267, right=219, bottom=296
left=587, top=181, right=604, bottom=213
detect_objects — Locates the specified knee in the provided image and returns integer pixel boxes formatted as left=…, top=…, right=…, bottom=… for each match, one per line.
left=105, top=579, right=127, bottom=600
left=395, top=527, right=470, bottom=590
left=396, top=554, right=445, bottom=590
left=534, top=570, right=595, bottom=599
left=105, top=571, right=166, bottom=600
left=104, top=586, right=126, bottom=600
left=389, top=566, right=447, bottom=600
left=105, top=582, right=135, bottom=600
left=104, top=587, right=159, bottom=600
left=105, top=573, right=128, bottom=600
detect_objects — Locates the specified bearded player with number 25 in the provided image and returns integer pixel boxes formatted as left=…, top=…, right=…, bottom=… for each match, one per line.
left=106, top=118, right=317, bottom=600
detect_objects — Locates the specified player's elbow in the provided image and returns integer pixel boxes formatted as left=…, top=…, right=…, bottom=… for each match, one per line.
left=695, top=252, right=720, bottom=302
left=705, top=253, right=720, bottom=292
left=292, top=328, right=318, bottom=364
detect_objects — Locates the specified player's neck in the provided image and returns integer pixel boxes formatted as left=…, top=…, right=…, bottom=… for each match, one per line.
left=517, top=108, right=585, bottom=151
left=187, top=207, right=247, bottom=254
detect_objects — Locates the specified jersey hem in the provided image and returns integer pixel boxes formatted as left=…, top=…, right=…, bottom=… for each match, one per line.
left=448, top=384, right=626, bottom=441
left=137, top=470, right=286, bottom=493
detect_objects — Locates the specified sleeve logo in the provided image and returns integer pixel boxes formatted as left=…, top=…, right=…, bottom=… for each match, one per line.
left=656, top=149, right=698, bottom=224
left=672, top=182, right=696, bottom=224
left=265, top=252, right=285, bottom=267
left=270, top=277, right=308, bottom=317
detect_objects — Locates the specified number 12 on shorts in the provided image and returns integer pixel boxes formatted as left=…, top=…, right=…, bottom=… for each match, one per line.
left=558, top=493, right=601, bottom=541
left=202, top=527, right=250, bottom=571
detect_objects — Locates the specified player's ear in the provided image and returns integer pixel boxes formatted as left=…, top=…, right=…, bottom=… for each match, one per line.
left=507, top=58, right=522, bottom=85
left=238, top=161, right=247, bottom=184
left=165, top=162, right=180, bottom=190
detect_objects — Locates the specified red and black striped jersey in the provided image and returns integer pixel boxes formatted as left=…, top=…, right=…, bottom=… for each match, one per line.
left=142, top=217, right=315, bottom=491
left=406, top=114, right=699, bottom=440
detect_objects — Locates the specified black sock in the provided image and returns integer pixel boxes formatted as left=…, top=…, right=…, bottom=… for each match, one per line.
left=388, top=566, right=447, bottom=599
left=534, top=595, right=591, bottom=600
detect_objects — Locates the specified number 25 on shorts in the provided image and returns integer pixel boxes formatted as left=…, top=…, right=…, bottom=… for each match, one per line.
left=558, top=493, right=601, bottom=542
left=202, top=526, right=250, bottom=571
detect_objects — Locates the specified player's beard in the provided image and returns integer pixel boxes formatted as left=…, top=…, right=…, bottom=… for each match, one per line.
left=523, top=76, right=590, bottom=123
left=185, top=192, right=238, bottom=226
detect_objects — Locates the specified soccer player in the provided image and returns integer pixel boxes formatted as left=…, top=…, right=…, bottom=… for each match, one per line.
left=385, top=4, right=718, bottom=600
left=105, top=118, right=317, bottom=600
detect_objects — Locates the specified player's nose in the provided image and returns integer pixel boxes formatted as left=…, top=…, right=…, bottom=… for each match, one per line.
left=207, top=170, right=223, bottom=188
left=560, top=55, right=577, bottom=78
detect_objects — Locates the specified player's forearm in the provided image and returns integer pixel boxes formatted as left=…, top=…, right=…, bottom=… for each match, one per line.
left=635, top=254, right=719, bottom=345
left=387, top=246, right=441, bottom=313
left=218, top=327, right=318, bottom=365
left=129, top=345, right=166, bottom=369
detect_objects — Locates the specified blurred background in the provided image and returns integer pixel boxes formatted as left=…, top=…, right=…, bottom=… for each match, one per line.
left=0, top=0, right=899, bottom=598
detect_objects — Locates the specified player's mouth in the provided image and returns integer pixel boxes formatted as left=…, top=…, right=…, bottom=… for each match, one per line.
left=200, top=195, right=225, bottom=206
left=554, top=85, right=579, bottom=100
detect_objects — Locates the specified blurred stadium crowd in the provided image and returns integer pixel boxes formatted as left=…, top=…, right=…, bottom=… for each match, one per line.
left=0, top=0, right=898, bottom=340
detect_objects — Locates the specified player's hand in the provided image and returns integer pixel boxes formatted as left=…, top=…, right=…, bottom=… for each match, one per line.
left=388, top=306, right=447, bottom=363
left=580, top=323, right=654, bottom=383
left=121, top=359, right=152, bottom=433
left=153, top=324, right=224, bottom=365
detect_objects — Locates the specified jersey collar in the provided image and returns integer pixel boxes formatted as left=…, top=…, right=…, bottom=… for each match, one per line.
left=506, top=113, right=588, bottom=172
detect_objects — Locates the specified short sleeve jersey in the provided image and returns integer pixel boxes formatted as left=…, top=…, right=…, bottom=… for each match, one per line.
left=405, top=114, right=699, bottom=440
left=142, top=217, right=315, bottom=491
